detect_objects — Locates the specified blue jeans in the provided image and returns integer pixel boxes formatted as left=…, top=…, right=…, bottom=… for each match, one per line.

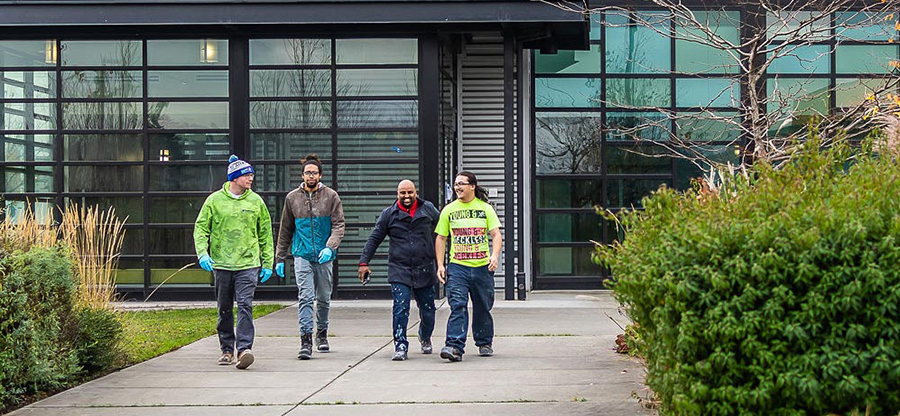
left=444, top=263, right=495, bottom=355
left=391, top=283, right=436, bottom=352
left=214, top=268, right=258, bottom=354
left=295, top=257, right=333, bottom=335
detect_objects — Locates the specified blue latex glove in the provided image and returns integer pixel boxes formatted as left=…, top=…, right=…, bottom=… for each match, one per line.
left=259, top=268, right=273, bottom=283
left=198, top=255, right=215, bottom=272
left=275, top=262, right=285, bottom=278
left=317, top=247, right=334, bottom=263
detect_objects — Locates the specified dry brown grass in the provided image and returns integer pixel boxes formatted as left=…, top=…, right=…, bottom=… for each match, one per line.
left=0, top=201, right=127, bottom=309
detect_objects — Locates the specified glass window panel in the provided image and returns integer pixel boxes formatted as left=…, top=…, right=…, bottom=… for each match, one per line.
left=537, top=213, right=604, bottom=243
left=337, top=259, right=390, bottom=287
left=535, top=78, right=601, bottom=108
left=676, top=78, right=740, bottom=108
left=607, top=178, right=669, bottom=208
left=1, top=134, right=54, bottom=162
left=675, top=112, right=741, bottom=142
left=768, top=45, right=830, bottom=74
left=337, top=163, right=418, bottom=195
left=113, top=258, right=144, bottom=287
left=606, top=145, right=672, bottom=174
left=150, top=133, right=230, bottom=161
left=336, top=69, right=418, bottom=96
left=767, top=78, right=830, bottom=116
left=835, top=78, right=897, bottom=108
left=606, top=78, right=671, bottom=108
left=147, top=71, right=229, bottom=98
left=767, top=11, right=829, bottom=42
left=336, top=39, right=417, bottom=64
left=836, top=45, right=899, bottom=74
left=535, top=179, right=603, bottom=209
left=250, top=39, right=332, bottom=65
left=148, top=102, right=229, bottom=130
left=250, top=133, right=332, bottom=160
left=835, top=12, right=897, bottom=41
left=62, top=102, right=141, bottom=130
left=147, top=39, right=228, bottom=66
left=337, top=132, right=418, bottom=158
left=537, top=246, right=603, bottom=276
left=2, top=197, right=55, bottom=224
left=62, top=70, right=142, bottom=98
left=1, top=165, right=54, bottom=193
left=674, top=144, right=740, bottom=190
left=535, top=112, right=602, bottom=174
left=65, top=196, right=143, bottom=226
left=341, top=194, right=398, bottom=225
left=535, top=45, right=602, bottom=74
left=607, top=112, right=669, bottom=142
left=337, top=100, right=417, bottom=128
left=65, top=134, right=142, bottom=161
left=250, top=101, right=332, bottom=129
left=150, top=228, right=197, bottom=255
left=0, top=41, right=56, bottom=67
left=2, top=102, right=57, bottom=130
left=250, top=69, right=331, bottom=97
left=149, top=258, right=211, bottom=286
left=65, top=165, right=142, bottom=192
left=149, top=164, right=219, bottom=191
left=590, top=16, right=602, bottom=40
left=0, top=71, right=56, bottom=99
left=61, top=41, right=142, bottom=67
left=149, top=196, right=206, bottom=223
left=253, top=163, right=332, bottom=193
left=606, top=12, right=671, bottom=73
left=675, top=11, right=741, bottom=74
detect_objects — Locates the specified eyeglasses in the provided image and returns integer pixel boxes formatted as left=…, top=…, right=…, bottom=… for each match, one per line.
left=454, top=181, right=471, bottom=186
left=303, top=171, right=320, bottom=176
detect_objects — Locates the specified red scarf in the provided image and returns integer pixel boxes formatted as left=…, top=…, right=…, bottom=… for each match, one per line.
left=398, top=199, right=418, bottom=217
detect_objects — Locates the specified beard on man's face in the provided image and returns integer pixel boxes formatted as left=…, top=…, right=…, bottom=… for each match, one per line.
left=400, top=196, right=415, bottom=207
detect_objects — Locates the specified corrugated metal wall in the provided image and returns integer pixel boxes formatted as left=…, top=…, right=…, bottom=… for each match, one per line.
left=459, top=32, right=520, bottom=289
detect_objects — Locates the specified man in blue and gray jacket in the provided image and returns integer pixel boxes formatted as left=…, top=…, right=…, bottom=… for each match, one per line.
left=275, top=154, right=345, bottom=360
left=358, top=179, right=440, bottom=361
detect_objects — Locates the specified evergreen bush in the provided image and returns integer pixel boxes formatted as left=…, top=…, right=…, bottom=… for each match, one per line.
left=602, top=139, right=900, bottom=415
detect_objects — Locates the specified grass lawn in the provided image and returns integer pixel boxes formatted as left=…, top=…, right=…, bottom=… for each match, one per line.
left=117, top=304, right=285, bottom=364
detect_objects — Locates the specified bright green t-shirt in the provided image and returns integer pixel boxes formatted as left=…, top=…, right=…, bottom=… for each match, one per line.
left=435, top=198, right=501, bottom=267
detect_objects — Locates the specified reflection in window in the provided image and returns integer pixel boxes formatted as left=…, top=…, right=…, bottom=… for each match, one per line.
left=835, top=45, right=899, bottom=74
left=535, top=179, right=603, bottom=209
left=251, top=69, right=331, bottom=97
left=2, top=102, right=57, bottom=130
left=336, top=69, right=418, bottom=96
left=606, top=112, right=669, bottom=142
left=63, top=71, right=142, bottom=98
left=63, top=102, right=141, bottom=130
left=337, top=132, right=419, bottom=158
left=250, top=39, right=332, bottom=65
left=149, top=133, right=230, bottom=161
left=336, top=39, right=417, bottom=64
left=606, top=12, right=671, bottom=73
left=65, top=165, right=142, bottom=192
left=674, top=145, right=740, bottom=189
left=148, top=39, right=229, bottom=66
left=337, top=100, right=417, bottom=128
left=675, top=11, right=740, bottom=74
left=835, top=12, right=898, bottom=41
left=61, top=41, right=142, bottom=67
left=768, top=45, right=830, bottom=74
left=1, top=71, right=56, bottom=99
left=65, top=134, right=142, bottom=161
left=535, top=112, right=602, bottom=174
left=535, top=46, right=602, bottom=75
left=835, top=78, right=897, bottom=108
left=149, top=165, right=218, bottom=191
left=250, top=133, right=332, bottom=160
left=250, top=101, right=331, bottom=129
left=148, top=102, right=229, bottom=130
left=537, top=246, right=603, bottom=276
left=535, top=78, right=601, bottom=108
left=149, top=197, right=207, bottom=223
left=2, top=166, right=54, bottom=193
left=0, top=41, right=56, bottom=67
left=606, top=145, right=671, bottom=174
left=606, top=179, right=668, bottom=208
left=537, top=213, right=604, bottom=243
left=675, top=112, right=741, bottom=142
left=606, top=78, right=670, bottom=107
left=337, top=163, right=419, bottom=194
left=148, top=71, right=229, bottom=98
left=2, top=134, right=54, bottom=162
left=675, top=78, right=740, bottom=108
left=767, top=78, right=830, bottom=117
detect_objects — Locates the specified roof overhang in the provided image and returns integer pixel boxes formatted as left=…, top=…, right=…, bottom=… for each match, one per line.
left=0, top=0, right=589, bottom=49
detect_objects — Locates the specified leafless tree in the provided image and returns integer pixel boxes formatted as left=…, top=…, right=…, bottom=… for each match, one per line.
left=544, top=0, right=899, bottom=182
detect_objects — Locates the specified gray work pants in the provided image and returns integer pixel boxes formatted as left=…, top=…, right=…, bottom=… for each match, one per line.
left=214, top=267, right=258, bottom=354
left=295, top=257, right=333, bottom=335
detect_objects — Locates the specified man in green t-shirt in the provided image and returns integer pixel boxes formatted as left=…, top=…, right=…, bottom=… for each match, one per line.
left=435, top=171, right=503, bottom=362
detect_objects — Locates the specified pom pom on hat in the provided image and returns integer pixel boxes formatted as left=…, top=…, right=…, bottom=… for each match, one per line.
left=227, top=154, right=254, bottom=181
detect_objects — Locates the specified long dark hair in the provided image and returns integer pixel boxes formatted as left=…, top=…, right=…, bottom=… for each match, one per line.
left=457, top=171, right=489, bottom=202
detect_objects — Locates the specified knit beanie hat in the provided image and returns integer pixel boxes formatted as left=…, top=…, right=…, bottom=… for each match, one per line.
left=227, top=155, right=254, bottom=181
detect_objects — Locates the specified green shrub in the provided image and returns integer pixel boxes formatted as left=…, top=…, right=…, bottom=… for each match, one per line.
left=603, top=138, right=900, bottom=415
left=69, top=307, right=123, bottom=376
left=0, top=247, right=79, bottom=408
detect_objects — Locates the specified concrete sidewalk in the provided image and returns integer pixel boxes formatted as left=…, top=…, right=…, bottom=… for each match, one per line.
left=10, top=291, right=651, bottom=416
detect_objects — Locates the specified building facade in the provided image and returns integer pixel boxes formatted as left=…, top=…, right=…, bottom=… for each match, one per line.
left=0, top=1, right=895, bottom=299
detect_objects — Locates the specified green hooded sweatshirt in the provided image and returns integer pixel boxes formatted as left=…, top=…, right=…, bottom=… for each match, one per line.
left=194, top=182, right=274, bottom=271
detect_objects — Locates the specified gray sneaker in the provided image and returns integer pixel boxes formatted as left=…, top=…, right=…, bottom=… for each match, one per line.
left=478, top=344, right=493, bottom=356
left=236, top=350, right=254, bottom=369
left=440, top=346, right=463, bottom=362
left=420, top=337, right=433, bottom=354
left=392, top=350, right=408, bottom=361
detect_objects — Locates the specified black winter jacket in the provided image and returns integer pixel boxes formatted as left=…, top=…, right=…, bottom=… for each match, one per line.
left=358, top=198, right=439, bottom=288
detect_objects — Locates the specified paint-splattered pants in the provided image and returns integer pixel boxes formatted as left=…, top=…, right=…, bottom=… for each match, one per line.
left=214, top=267, right=259, bottom=354
left=444, top=263, right=495, bottom=355
left=391, top=283, right=436, bottom=352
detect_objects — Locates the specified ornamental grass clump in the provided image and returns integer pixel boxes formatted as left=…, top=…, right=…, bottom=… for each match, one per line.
left=601, top=136, right=900, bottom=415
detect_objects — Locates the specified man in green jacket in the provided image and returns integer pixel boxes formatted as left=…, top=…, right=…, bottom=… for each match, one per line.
left=194, top=155, right=274, bottom=370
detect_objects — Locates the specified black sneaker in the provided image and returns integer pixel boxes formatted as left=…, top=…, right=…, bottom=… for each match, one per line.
left=478, top=344, right=493, bottom=356
left=315, top=328, right=330, bottom=352
left=298, top=333, right=313, bottom=360
left=420, top=337, right=433, bottom=355
left=392, top=350, right=408, bottom=361
left=440, top=346, right=463, bottom=362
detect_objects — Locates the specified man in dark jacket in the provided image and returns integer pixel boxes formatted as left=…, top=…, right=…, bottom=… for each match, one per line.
left=358, top=179, right=439, bottom=361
